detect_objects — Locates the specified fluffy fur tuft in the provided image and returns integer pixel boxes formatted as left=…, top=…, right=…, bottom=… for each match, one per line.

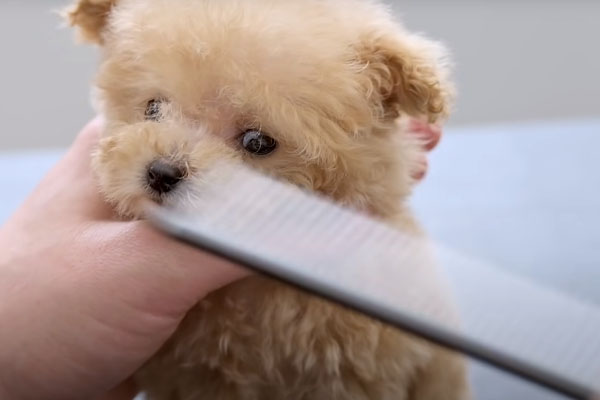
left=64, top=0, right=118, bottom=43
left=66, top=0, right=468, bottom=399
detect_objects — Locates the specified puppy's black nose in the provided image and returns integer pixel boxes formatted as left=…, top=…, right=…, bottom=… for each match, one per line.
left=147, top=160, right=185, bottom=194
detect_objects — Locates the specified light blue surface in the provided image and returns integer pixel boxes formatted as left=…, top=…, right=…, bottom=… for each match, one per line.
left=410, top=119, right=600, bottom=400
left=412, top=119, right=600, bottom=305
left=0, top=149, right=64, bottom=223
left=1, top=120, right=599, bottom=399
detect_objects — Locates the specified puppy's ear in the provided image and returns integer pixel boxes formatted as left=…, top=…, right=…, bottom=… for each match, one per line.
left=357, top=33, right=454, bottom=124
left=64, top=0, right=118, bottom=44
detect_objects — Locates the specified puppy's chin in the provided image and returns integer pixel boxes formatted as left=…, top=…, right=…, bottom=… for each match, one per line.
left=114, top=195, right=153, bottom=220
left=110, top=190, right=181, bottom=220
left=126, top=191, right=191, bottom=220
left=103, top=186, right=192, bottom=220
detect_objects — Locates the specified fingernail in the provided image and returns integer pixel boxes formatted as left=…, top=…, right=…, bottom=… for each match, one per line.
left=411, top=158, right=428, bottom=181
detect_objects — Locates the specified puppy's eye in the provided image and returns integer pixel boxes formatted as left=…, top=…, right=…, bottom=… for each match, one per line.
left=240, top=130, right=278, bottom=156
left=145, top=99, right=163, bottom=121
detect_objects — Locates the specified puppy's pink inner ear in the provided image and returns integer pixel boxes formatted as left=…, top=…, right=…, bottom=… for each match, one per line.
left=65, top=0, right=118, bottom=44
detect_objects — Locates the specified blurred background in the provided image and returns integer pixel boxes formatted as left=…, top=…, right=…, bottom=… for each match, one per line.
left=1, top=2, right=599, bottom=399
left=1, top=1, right=599, bottom=149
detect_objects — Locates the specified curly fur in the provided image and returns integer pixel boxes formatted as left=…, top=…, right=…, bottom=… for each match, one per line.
left=66, top=0, right=468, bottom=399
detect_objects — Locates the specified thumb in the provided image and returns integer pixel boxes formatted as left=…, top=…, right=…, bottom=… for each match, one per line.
left=91, top=219, right=250, bottom=317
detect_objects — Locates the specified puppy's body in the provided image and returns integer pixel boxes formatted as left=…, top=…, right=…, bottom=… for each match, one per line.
left=66, top=0, right=469, bottom=398
left=137, top=274, right=465, bottom=400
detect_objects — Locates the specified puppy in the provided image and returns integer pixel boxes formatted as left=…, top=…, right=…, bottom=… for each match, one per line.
left=66, top=0, right=469, bottom=398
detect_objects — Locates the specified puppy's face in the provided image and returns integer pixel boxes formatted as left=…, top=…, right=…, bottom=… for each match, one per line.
left=67, top=0, right=452, bottom=218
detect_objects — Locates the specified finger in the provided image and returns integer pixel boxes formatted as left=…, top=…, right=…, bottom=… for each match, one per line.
left=54, top=117, right=114, bottom=220
left=89, top=220, right=251, bottom=316
left=409, top=119, right=442, bottom=151
left=93, top=378, right=138, bottom=400
left=411, top=155, right=428, bottom=181
left=67, top=116, right=104, bottom=166
left=9, top=118, right=113, bottom=223
left=68, top=117, right=116, bottom=220
left=48, top=116, right=104, bottom=180
left=130, top=220, right=251, bottom=299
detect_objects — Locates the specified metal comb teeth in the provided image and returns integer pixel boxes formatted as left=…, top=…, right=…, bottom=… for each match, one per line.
left=147, top=163, right=600, bottom=400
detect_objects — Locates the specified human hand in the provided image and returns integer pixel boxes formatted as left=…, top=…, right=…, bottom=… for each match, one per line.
left=409, top=119, right=443, bottom=181
left=0, top=118, right=250, bottom=400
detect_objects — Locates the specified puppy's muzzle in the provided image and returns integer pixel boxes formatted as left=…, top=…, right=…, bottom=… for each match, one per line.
left=147, top=159, right=186, bottom=195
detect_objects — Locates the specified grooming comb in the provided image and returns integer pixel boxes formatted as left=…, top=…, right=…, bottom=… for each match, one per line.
left=146, top=164, right=600, bottom=400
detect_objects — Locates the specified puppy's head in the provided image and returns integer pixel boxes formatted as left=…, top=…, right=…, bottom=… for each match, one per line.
left=66, top=0, right=453, bottom=218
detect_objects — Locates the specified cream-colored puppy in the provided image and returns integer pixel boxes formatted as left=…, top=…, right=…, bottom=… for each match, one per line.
left=66, top=0, right=469, bottom=398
